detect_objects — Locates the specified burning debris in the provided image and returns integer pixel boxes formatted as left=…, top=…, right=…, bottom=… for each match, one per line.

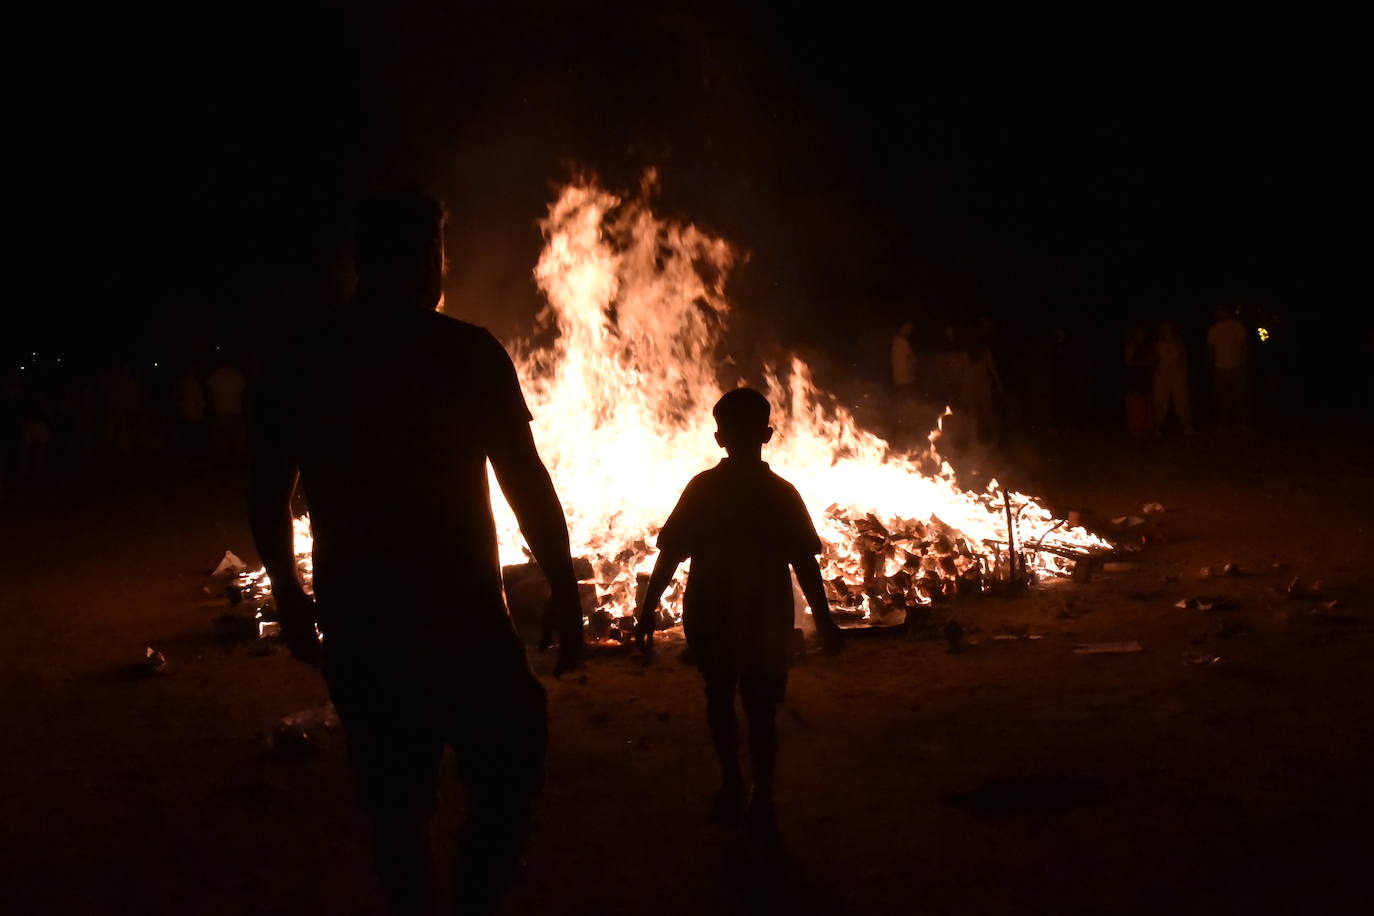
left=235, top=176, right=1110, bottom=638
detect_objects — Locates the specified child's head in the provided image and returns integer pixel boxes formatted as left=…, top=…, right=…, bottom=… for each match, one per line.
left=713, top=388, right=773, bottom=456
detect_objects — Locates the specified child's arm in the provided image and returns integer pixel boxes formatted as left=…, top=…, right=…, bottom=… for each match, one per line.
left=793, top=553, right=845, bottom=656
left=635, top=548, right=687, bottom=650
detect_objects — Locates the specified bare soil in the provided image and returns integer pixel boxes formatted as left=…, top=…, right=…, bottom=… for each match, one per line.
left=3, top=428, right=1372, bottom=915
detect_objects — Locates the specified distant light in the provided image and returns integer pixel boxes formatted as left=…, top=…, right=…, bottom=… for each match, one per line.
left=153, top=362, right=159, bottom=368
left=1257, top=327, right=1270, bottom=342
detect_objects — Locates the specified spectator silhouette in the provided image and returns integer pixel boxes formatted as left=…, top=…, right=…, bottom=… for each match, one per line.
left=1153, top=320, right=1194, bottom=435
left=172, top=364, right=208, bottom=464
left=100, top=361, right=141, bottom=458
left=636, top=388, right=843, bottom=846
left=248, top=192, right=583, bottom=916
left=1207, top=305, right=1250, bottom=432
left=891, top=321, right=917, bottom=394
left=206, top=356, right=247, bottom=460
left=1123, top=325, right=1154, bottom=438
left=959, top=331, right=1002, bottom=446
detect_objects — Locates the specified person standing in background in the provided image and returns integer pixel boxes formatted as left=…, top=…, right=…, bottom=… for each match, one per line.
left=1153, top=321, right=1194, bottom=435
left=100, top=361, right=142, bottom=459
left=206, top=356, right=248, bottom=460
left=959, top=333, right=1002, bottom=446
left=1123, top=325, right=1154, bottom=438
left=1207, top=305, right=1250, bottom=432
left=173, top=364, right=208, bottom=464
left=891, top=322, right=917, bottom=394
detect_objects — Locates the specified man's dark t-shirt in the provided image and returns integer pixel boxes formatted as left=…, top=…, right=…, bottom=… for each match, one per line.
left=656, top=458, right=823, bottom=677
left=251, top=306, right=531, bottom=666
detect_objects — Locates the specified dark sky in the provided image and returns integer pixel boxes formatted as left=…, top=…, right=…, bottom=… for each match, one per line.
left=19, top=3, right=1367, bottom=362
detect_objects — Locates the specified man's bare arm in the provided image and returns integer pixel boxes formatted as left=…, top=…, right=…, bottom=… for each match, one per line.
left=247, top=446, right=299, bottom=593
left=247, top=432, right=319, bottom=663
left=487, top=422, right=582, bottom=667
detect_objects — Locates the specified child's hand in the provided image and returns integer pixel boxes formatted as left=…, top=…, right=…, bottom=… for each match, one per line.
left=635, top=604, right=658, bottom=656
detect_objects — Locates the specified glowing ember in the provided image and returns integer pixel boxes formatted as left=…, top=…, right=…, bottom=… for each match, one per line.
left=486, top=173, right=1111, bottom=626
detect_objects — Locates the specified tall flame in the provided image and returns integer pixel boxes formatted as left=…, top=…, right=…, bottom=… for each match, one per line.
left=487, top=175, right=1110, bottom=624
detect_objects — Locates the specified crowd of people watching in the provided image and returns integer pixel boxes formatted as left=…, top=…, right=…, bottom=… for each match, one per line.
left=890, top=305, right=1264, bottom=450
left=0, top=303, right=1311, bottom=504
left=0, top=352, right=249, bottom=501
left=1121, top=306, right=1252, bottom=438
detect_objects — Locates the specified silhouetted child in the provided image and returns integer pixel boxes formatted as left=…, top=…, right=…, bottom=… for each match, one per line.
left=636, top=388, right=843, bottom=843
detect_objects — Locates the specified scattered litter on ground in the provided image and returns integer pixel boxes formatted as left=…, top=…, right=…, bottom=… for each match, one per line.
left=139, top=647, right=168, bottom=676
left=1175, top=597, right=1234, bottom=612
left=1273, top=577, right=1335, bottom=599
left=1183, top=650, right=1223, bottom=666
left=1074, top=641, right=1143, bottom=655
left=211, top=550, right=247, bottom=578
left=1142, top=502, right=1166, bottom=514
left=269, top=703, right=338, bottom=758
left=1201, top=563, right=1242, bottom=578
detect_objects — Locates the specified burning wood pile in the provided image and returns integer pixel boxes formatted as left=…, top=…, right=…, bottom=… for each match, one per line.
left=232, top=174, right=1111, bottom=644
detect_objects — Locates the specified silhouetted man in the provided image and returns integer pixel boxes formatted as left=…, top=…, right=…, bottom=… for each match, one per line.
left=248, top=192, right=583, bottom=915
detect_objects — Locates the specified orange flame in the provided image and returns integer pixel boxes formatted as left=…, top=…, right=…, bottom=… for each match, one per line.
left=486, top=175, right=1110, bottom=624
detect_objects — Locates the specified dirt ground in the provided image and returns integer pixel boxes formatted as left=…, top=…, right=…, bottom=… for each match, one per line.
left=3, top=427, right=1372, bottom=915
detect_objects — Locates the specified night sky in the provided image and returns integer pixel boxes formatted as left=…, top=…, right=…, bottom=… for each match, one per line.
left=20, top=4, right=1367, bottom=378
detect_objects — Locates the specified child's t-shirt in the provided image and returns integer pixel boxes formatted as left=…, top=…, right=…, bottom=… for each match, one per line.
left=656, top=457, right=823, bottom=675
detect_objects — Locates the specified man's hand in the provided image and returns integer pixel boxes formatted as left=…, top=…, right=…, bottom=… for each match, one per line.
left=275, top=588, right=322, bottom=666
left=540, top=587, right=584, bottom=676
left=816, top=619, right=846, bottom=658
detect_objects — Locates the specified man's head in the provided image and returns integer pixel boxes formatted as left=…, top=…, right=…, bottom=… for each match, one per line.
left=354, top=192, right=446, bottom=310
left=713, top=387, right=773, bottom=456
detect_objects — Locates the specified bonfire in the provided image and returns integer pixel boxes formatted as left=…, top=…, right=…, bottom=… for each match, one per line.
left=239, top=174, right=1111, bottom=640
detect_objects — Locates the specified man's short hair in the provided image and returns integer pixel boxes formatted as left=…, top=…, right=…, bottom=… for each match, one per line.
left=355, top=191, right=445, bottom=269
left=713, top=387, right=771, bottom=433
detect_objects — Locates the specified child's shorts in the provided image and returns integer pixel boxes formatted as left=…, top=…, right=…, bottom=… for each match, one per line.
left=702, top=666, right=788, bottom=707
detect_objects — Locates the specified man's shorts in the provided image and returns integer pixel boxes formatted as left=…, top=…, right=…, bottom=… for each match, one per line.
left=324, top=654, right=547, bottom=820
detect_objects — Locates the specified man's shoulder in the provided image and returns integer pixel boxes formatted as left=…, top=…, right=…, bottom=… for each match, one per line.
left=422, top=313, right=513, bottom=360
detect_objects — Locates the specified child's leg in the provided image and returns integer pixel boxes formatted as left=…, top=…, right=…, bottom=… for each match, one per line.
left=740, top=673, right=787, bottom=844
left=704, top=672, right=743, bottom=795
left=741, top=689, right=780, bottom=803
